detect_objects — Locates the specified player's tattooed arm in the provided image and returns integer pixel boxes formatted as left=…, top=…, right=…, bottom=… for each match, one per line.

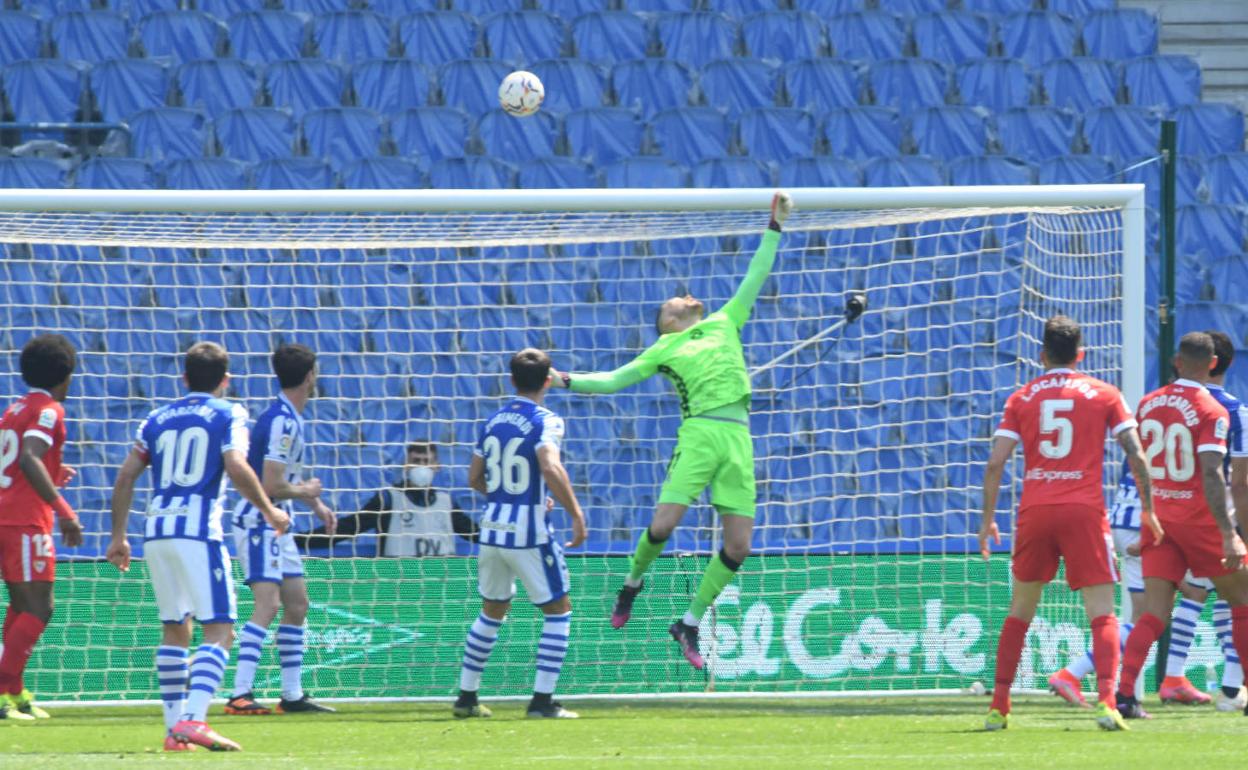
left=1200, top=451, right=1235, bottom=533
left=1117, top=427, right=1161, bottom=543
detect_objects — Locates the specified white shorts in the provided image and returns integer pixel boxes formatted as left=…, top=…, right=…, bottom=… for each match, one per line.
left=477, top=542, right=570, bottom=606
left=145, top=538, right=237, bottom=625
left=1112, top=527, right=1143, bottom=594
left=234, top=527, right=303, bottom=585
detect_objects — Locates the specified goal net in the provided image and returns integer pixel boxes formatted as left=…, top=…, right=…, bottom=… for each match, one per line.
left=0, top=186, right=1145, bottom=702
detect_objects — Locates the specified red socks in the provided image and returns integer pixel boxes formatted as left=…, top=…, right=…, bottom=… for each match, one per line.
left=991, top=616, right=1030, bottom=714
left=1089, top=614, right=1120, bottom=708
left=1118, top=612, right=1165, bottom=697
left=1232, top=605, right=1248, bottom=677
left=2, top=605, right=15, bottom=641
left=0, top=611, right=46, bottom=695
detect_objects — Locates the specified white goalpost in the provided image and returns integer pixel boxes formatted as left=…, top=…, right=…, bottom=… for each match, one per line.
left=0, top=185, right=1144, bottom=703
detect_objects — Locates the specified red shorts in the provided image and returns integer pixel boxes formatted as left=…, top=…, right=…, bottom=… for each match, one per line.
left=0, top=524, right=55, bottom=583
left=1141, top=518, right=1240, bottom=583
left=1012, top=504, right=1116, bottom=590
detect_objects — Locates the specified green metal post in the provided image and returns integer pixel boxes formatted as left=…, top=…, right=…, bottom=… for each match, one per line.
left=1153, top=119, right=1178, bottom=693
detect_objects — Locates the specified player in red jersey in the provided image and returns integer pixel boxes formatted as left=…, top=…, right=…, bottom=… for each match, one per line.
left=978, top=316, right=1158, bottom=732
left=0, top=334, right=82, bottom=721
left=1115, top=332, right=1248, bottom=719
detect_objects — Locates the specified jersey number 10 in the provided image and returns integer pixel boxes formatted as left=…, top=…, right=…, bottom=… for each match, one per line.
left=155, top=427, right=210, bottom=488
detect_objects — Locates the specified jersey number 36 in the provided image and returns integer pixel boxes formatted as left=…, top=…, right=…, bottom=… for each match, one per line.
left=481, top=435, right=531, bottom=495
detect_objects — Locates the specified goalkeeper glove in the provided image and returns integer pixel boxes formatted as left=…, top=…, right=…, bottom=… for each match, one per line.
left=770, top=191, right=793, bottom=231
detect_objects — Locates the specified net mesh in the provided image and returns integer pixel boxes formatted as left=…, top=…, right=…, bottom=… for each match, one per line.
left=0, top=203, right=1131, bottom=700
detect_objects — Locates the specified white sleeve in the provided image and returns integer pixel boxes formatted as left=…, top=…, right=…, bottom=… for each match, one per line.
left=537, top=414, right=565, bottom=450
left=23, top=406, right=58, bottom=445
left=222, top=403, right=249, bottom=454
left=1232, top=405, right=1248, bottom=458
left=134, top=416, right=150, bottom=454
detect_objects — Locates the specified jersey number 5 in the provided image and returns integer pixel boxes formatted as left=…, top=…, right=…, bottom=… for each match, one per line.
left=1039, top=399, right=1074, bottom=459
left=1140, top=419, right=1195, bottom=482
left=482, top=435, right=531, bottom=495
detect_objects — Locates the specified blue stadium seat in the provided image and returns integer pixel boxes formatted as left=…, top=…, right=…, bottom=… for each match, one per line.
left=781, top=58, right=860, bottom=113
left=284, top=0, right=352, bottom=16
left=612, top=59, right=694, bottom=119
left=564, top=107, right=642, bottom=165
left=438, top=58, right=512, bottom=118
left=215, top=106, right=296, bottom=161
left=89, top=57, right=167, bottom=122
left=74, top=157, right=154, bottom=188
left=0, top=12, right=42, bottom=66
left=1176, top=302, right=1248, bottom=341
left=530, top=58, right=605, bottom=114
left=569, top=11, right=648, bottom=65
left=1177, top=204, right=1245, bottom=258
left=1083, top=105, right=1160, bottom=164
left=1081, top=9, right=1158, bottom=60
left=483, top=10, right=566, bottom=64
left=264, top=58, right=345, bottom=116
left=396, top=11, right=480, bottom=66
left=908, top=105, right=989, bottom=160
left=1040, top=57, right=1119, bottom=112
left=869, top=58, right=948, bottom=112
left=737, top=107, right=816, bottom=163
left=1174, top=103, right=1244, bottom=157
left=1000, top=11, right=1075, bottom=69
left=198, top=0, right=259, bottom=19
left=50, top=10, right=128, bottom=63
left=996, top=106, right=1077, bottom=162
left=913, top=11, right=992, bottom=66
left=1037, top=155, right=1113, bottom=185
left=649, top=106, right=729, bottom=164
left=862, top=156, right=943, bottom=187
left=803, top=0, right=865, bottom=13
left=700, top=58, right=777, bottom=118
left=4, top=58, right=84, bottom=122
left=476, top=108, right=558, bottom=157
left=311, top=10, right=391, bottom=63
left=339, top=156, right=423, bottom=189
left=0, top=157, right=66, bottom=187
left=656, top=11, right=737, bottom=67
left=1207, top=153, right=1248, bottom=207
left=946, top=155, right=1033, bottom=186
left=228, top=10, right=305, bottom=66
left=826, top=11, right=904, bottom=61
left=177, top=58, right=257, bottom=114
left=542, top=0, right=607, bottom=18
left=822, top=106, right=901, bottom=160
left=454, top=0, right=527, bottom=15
left=1048, top=0, right=1116, bottom=15
left=301, top=107, right=383, bottom=171
left=599, top=157, right=688, bottom=187
left=517, top=157, right=595, bottom=188
left=127, top=107, right=208, bottom=161
left=1176, top=155, right=1207, bottom=207
left=955, top=57, right=1030, bottom=112
left=962, top=0, right=1030, bottom=12
left=741, top=10, right=824, bottom=60
left=352, top=58, right=429, bottom=115
left=390, top=107, right=470, bottom=164
left=778, top=156, right=859, bottom=187
left=427, top=156, right=515, bottom=189
left=138, top=10, right=224, bottom=65
left=160, top=157, right=247, bottom=189
left=251, top=157, right=335, bottom=189
left=1123, top=55, right=1201, bottom=110
left=692, top=157, right=771, bottom=188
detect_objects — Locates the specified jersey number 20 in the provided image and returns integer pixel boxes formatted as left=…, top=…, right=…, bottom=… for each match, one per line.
left=482, top=435, right=531, bottom=495
left=1140, top=419, right=1195, bottom=482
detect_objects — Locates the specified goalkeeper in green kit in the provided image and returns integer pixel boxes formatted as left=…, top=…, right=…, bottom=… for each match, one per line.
left=549, top=191, right=792, bottom=670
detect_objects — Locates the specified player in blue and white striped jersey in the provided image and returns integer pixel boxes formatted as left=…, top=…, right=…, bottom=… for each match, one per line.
left=105, top=342, right=288, bottom=752
left=453, top=348, right=587, bottom=720
left=225, top=344, right=337, bottom=716
left=1052, top=331, right=1248, bottom=711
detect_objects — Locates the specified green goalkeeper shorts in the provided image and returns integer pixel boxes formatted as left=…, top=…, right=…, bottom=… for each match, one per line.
left=658, top=416, right=757, bottom=517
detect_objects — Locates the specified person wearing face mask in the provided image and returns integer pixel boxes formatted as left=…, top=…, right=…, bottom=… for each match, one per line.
left=295, top=442, right=478, bottom=558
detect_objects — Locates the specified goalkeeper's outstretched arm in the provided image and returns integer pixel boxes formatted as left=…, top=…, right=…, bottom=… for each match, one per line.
left=721, top=191, right=791, bottom=329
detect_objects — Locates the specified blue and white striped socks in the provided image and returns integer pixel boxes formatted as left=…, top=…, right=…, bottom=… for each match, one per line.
left=459, top=613, right=503, bottom=692
left=231, top=621, right=268, bottom=698
left=276, top=624, right=305, bottom=702
left=156, top=645, right=188, bottom=731
left=1212, top=600, right=1244, bottom=689
left=1165, top=598, right=1204, bottom=677
left=1067, top=622, right=1133, bottom=681
left=183, top=643, right=228, bottom=723
left=534, top=611, right=572, bottom=695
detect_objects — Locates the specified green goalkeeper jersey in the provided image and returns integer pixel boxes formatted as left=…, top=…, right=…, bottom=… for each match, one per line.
left=569, top=228, right=781, bottom=418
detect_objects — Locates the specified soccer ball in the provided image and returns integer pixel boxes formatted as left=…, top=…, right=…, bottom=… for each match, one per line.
left=498, top=71, right=544, bottom=118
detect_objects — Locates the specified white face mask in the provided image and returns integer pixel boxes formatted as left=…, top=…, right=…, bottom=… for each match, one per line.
left=406, top=465, right=434, bottom=487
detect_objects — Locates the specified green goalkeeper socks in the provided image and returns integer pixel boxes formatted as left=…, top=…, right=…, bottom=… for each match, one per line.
left=687, top=550, right=743, bottom=622
left=627, top=527, right=668, bottom=584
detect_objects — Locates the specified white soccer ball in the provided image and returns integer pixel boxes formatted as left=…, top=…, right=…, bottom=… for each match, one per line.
left=498, top=71, right=545, bottom=118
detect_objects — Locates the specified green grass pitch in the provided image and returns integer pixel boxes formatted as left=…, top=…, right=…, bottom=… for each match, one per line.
left=2, top=696, right=1243, bottom=769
